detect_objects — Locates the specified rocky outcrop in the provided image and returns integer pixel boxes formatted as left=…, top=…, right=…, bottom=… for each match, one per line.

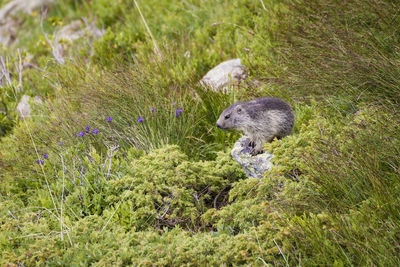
left=201, top=58, right=246, bottom=93
left=56, top=20, right=104, bottom=44
left=0, top=0, right=54, bottom=46
left=231, top=136, right=273, bottom=178
left=0, top=0, right=54, bottom=20
left=53, top=19, right=105, bottom=57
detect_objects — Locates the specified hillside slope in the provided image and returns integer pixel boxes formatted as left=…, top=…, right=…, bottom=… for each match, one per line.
left=1, top=0, right=399, bottom=265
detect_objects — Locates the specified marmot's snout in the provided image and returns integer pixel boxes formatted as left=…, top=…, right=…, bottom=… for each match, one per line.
left=216, top=115, right=232, bottom=130
left=216, top=120, right=228, bottom=129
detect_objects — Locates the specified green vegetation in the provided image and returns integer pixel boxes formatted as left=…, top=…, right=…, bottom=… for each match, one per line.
left=1, top=0, right=400, bottom=265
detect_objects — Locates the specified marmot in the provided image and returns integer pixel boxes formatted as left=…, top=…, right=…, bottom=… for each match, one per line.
left=216, top=97, right=294, bottom=155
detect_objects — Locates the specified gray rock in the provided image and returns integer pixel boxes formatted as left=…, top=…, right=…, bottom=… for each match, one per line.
left=0, top=16, right=21, bottom=46
left=231, top=136, right=273, bottom=178
left=16, top=95, right=42, bottom=118
left=16, top=95, right=31, bottom=118
left=56, top=20, right=104, bottom=43
left=0, top=0, right=54, bottom=22
left=53, top=19, right=105, bottom=57
left=201, top=58, right=246, bottom=93
left=0, top=0, right=54, bottom=46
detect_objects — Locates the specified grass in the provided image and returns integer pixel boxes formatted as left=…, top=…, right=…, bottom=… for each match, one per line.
left=1, top=0, right=400, bottom=265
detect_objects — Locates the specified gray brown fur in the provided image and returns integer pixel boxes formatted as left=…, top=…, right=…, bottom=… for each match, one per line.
left=216, top=97, right=294, bottom=155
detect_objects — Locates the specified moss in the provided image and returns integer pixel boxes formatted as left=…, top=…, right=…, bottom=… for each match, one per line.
left=105, top=146, right=245, bottom=230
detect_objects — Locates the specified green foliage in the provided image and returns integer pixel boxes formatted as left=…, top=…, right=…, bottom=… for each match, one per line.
left=262, top=103, right=400, bottom=265
left=105, top=146, right=245, bottom=230
left=0, top=52, right=20, bottom=137
left=270, top=0, right=400, bottom=103
left=0, top=0, right=93, bottom=137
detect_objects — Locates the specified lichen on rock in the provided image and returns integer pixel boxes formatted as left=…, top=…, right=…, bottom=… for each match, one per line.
left=231, top=136, right=273, bottom=178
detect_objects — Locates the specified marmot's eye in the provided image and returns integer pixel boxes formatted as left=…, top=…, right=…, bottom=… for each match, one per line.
left=237, top=108, right=242, bottom=113
left=225, top=114, right=230, bottom=119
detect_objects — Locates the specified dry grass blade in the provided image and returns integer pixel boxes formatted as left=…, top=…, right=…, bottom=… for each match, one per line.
left=133, top=0, right=163, bottom=60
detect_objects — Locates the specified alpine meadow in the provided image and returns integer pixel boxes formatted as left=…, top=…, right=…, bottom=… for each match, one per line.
left=1, top=0, right=400, bottom=265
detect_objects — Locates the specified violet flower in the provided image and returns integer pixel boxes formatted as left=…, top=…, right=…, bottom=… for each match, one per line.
left=175, top=108, right=183, bottom=117
left=137, top=116, right=144, bottom=123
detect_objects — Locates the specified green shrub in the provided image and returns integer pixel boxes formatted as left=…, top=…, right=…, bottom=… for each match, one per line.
left=104, top=145, right=245, bottom=230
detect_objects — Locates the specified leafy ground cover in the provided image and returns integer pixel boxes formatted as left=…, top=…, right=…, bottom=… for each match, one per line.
left=1, top=0, right=400, bottom=265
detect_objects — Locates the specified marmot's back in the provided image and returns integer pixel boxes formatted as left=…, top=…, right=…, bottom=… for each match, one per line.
left=216, top=97, right=294, bottom=155
left=244, top=98, right=294, bottom=137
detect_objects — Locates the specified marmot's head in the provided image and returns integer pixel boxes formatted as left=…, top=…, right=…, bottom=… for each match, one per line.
left=216, top=102, right=249, bottom=131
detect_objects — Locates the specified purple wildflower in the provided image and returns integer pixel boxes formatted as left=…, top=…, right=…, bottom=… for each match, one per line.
left=175, top=108, right=183, bottom=117
left=43, top=153, right=48, bottom=159
left=73, top=133, right=77, bottom=138
left=40, top=160, right=44, bottom=164
left=137, top=116, right=144, bottom=123
left=79, top=131, right=85, bottom=137
left=92, top=129, right=99, bottom=135
left=58, top=142, right=64, bottom=146
left=151, top=107, right=155, bottom=113
left=107, top=117, right=112, bottom=122
left=36, top=159, right=44, bottom=164
left=35, top=159, right=40, bottom=164
left=85, top=126, right=90, bottom=133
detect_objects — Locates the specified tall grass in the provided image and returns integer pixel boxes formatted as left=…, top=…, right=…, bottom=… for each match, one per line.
left=272, top=0, right=400, bottom=103
left=256, top=0, right=400, bottom=264
left=45, top=60, right=245, bottom=160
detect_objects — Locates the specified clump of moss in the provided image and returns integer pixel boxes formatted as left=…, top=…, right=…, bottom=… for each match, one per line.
left=104, top=145, right=245, bottom=230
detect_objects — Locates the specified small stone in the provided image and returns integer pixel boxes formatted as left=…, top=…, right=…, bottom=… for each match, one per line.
left=16, top=95, right=43, bottom=119
left=55, top=20, right=104, bottom=44
left=54, top=19, right=105, bottom=57
left=16, top=95, right=31, bottom=119
left=231, top=136, right=273, bottom=178
left=201, top=58, right=246, bottom=93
